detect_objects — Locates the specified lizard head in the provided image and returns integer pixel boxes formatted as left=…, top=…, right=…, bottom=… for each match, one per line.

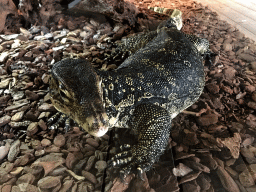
left=49, top=58, right=108, bottom=137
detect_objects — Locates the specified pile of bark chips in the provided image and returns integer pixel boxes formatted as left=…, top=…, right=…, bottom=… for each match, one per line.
left=1, top=0, right=256, bottom=191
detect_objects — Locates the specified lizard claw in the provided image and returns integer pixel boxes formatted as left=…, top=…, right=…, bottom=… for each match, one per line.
left=119, top=167, right=131, bottom=184
left=64, top=118, right=71, bottom=132
left=107, top=151, right=133, bottom=167
left=120, top=144, right=131, bottom=151
left=137, top=167, right=145, bottom=181
left=47, top=112, right=61, bottom=125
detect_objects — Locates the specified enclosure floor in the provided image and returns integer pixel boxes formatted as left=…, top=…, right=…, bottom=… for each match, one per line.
left=194, top=0, right=256, bottom=42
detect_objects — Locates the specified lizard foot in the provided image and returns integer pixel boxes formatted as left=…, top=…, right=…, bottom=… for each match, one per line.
left=108, top=144, right=156, bottom=181
left=47, top=112, right=73, bottom=132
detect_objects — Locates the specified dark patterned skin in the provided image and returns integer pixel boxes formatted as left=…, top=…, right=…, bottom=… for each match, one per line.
left=49, top=9, right=210, bottom=179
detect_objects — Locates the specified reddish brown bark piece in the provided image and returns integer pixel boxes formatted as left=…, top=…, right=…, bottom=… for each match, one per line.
left=0, top=0, right=17, bottom=33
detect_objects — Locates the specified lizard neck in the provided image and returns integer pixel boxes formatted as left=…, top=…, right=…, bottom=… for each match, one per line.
left=96, top=69, right=134, bottom=128
left=97, top=70, right=119, bottom=116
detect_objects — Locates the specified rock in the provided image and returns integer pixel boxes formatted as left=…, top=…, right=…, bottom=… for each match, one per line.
left=54, top=135, right=66, bottom=147
left=238, top=53, right=255, bottom=62
left=223, top=43, right=232, bottom=52
left=11, top=39, right=21, bottom=49
left=0, top=95, right=11, bottom=107
left=196, top=174, right=211, bottom=191
left=11, top=90, right=25, bottom=100
left=197, top=153, right=218, bottom=170
left=38, top=103, right=56, bottom=112
left=225, top=166, right=239, bottom=179
left=80, top=31, right=90, bottom=38
left=248, top=101, right=256, bottom=110
left=239, top=170, right=255, bottom=187
left=11, top=111, right=25, bottom=122
left=1, top=185, right=12, bottom=192
left=234, top=31, right=245, bottom=39
left=42, top=73, right=50, bottom=84
left=16, top=173, right=36, bottom=185
left=182, top=180, right=200, bottom=192
left=38, top=119, right=48, bottom=131
left=0, top=115, right=11, bottom=126
left=0, top=78, right=11, bottom=88
left=38, top=176, right=61, bottom=191
left=25, top=109, right=40, bottom=121
left=242, top=135, right=254, bottom=147
left=197, top=114, right=218, bottom=126
left=66, top=36, right=80, bottom=43
left=236, top=92, right=246, bottom=100
left=245, top=85, right=256, bottom=93
left=8, top=140, right=21, bottom=162
left=83, top=144, right=96, bottom=152
left=43, top=93, right=51, bottom=102
left=60, top=180, right=73, bottom=192
left=27, top=122, right=39, bottom=137
left=246, top=186, right=256, bottom=192
left=0, top=66, right=7, bottom=75
left=216, top=133, right=241, bottom=159
left=67, top=20, right=77, bottom=31
left=41, top=139, right=51, bottom=147
left=252, top=92, right=256, bottom=102
left=84, top=156, right=96, bottom=171
left=77, top=181, right=94, bottom=191
left=66, top=153, right=77, bottom=169
left=240, top=147, right=256, bottom=164
left=111, top=175, right=134, bottom=192
left=223, top=66, right=236, bottom=79
left=179, top=171, right=201, bottom=185
left=183, top=129, right=199, bottom=145
left=86, top=138, right=99, bottom=148
left=17, top=34, right=30, bottom=41
left=82, top=171, right=98, bottom=184
left=173, top=163, right=193, bottom=177
left=183, top=160, right=210, bottom=173
left=248, top=164, right=256, bottom=181
left=0, top=142, right=10, bottom=160
left=4, top=101, right=29, bottom=111
left=9, top=121, right=31, bottom=128
left=95, top=150, right=104, bottom=160
left=25, top=90, right=39, bottom=100
left=216, top=166, right=240, bottom=192
left=251, top=61, right=256, bottom=71
left=95, top=160, right=107, bottom=173
left=2, top=34, right=19, bottom=40
left=52, top=45, right=66, bottom=51
left=0, top=52, right=9, bottom=63
left=206, top=83, right=219, bottom=94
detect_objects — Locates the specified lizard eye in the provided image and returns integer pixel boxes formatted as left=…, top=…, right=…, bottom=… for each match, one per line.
left=59, top=89, right=68, bottom=99
left=59, top=83, right=65, bottom=90
left=58, top=87, right=70, bottom=102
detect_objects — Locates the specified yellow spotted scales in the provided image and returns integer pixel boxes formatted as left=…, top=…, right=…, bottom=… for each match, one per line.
left=49, top=9, right=211, bottom=179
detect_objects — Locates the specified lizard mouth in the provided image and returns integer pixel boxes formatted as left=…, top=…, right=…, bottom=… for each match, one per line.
left=89, top=126, right=108, bottom=137
left=79, top=113, right=109, bottom=137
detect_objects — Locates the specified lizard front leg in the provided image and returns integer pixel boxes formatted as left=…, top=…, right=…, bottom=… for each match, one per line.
left=108, top=103, right=172, bottom=180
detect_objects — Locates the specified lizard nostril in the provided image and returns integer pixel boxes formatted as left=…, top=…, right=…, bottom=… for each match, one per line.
left=92, top=122, right=98, bottom=128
